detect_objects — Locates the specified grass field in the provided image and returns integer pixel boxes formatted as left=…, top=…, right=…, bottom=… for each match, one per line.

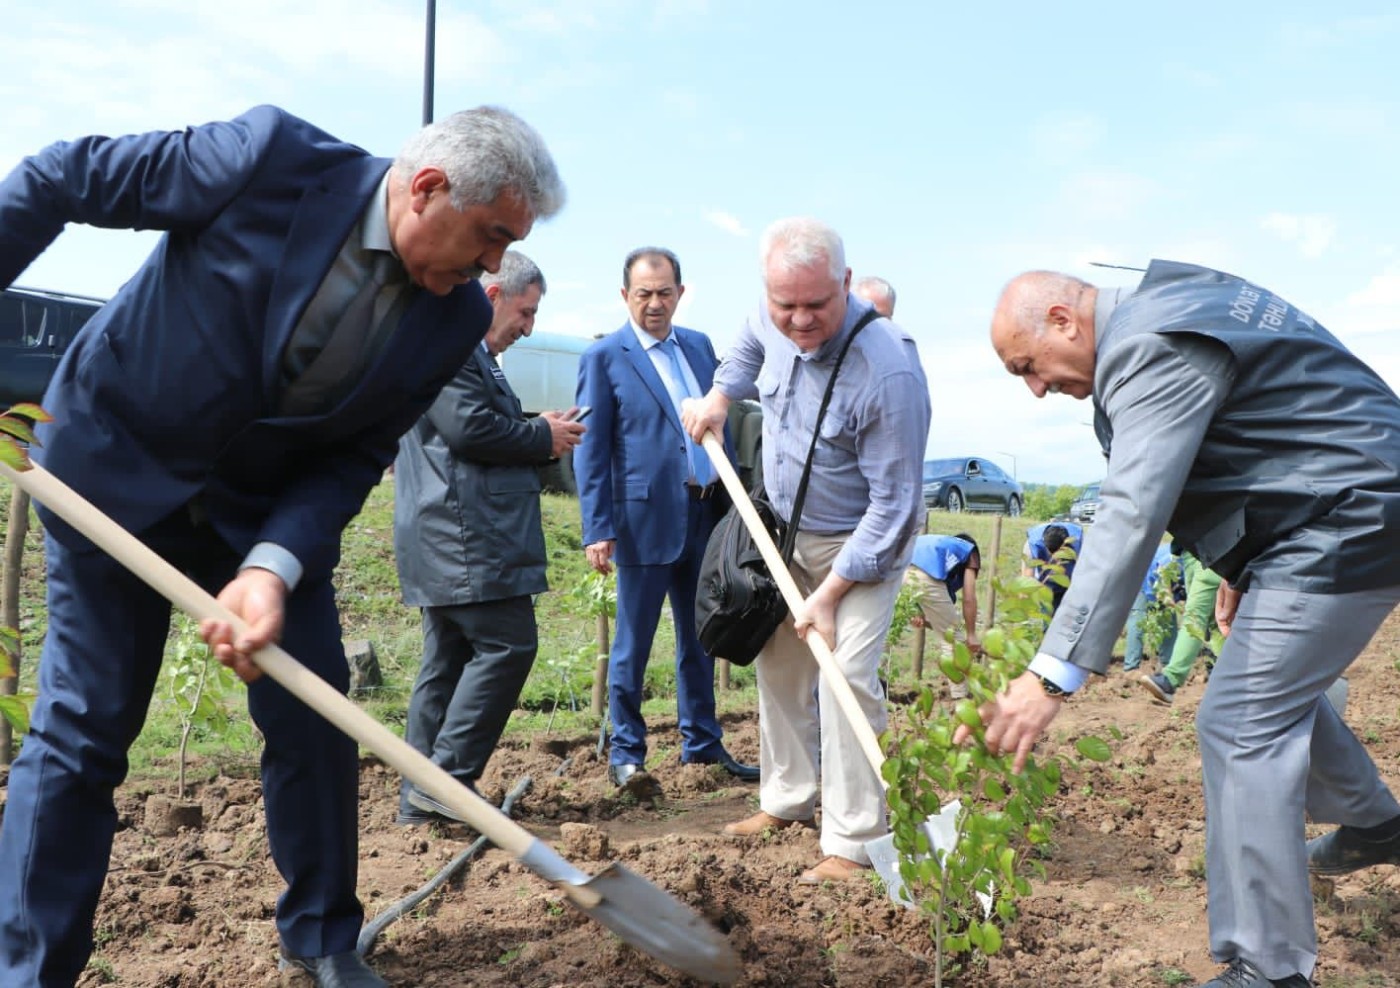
left=0, top=479, right=1056, bottom=779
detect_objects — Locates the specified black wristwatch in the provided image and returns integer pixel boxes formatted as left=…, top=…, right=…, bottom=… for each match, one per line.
left=1032, top=672, right=1068, bottom=698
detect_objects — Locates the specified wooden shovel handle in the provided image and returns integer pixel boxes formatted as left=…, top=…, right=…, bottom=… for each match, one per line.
left=0, top=460, right=601, bottom=907
left=698, top=432, right=887, bottom=776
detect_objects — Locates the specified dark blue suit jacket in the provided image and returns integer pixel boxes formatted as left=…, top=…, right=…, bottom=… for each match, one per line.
left=0, top=105, right=493, bottom=585
left=574, top=323, right=732, bottom=567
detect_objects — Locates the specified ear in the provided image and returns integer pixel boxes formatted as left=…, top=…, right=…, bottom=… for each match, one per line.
left=408, top=167, right=450, bottom=214
left=841, top=267, right=853, bottom=294
left=620, top=285, right=629, bottom=303
left=484, top=283, right=502, bottom=304
left=1046, top=302, right=1081, bottom=339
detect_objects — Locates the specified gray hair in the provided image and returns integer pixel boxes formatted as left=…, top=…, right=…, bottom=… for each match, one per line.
left=759, top=217, right=846, bottom=284
left=480, top=250, right=546, bottom=297
left=853, top=275, right=896, bottom=309
left=1003, top=270, right=1093, bottom=334
left=393, top=106, right=566, bottom=219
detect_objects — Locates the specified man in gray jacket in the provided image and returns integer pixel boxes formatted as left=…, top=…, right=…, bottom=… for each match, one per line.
left=965, top=261, right=1400, bottom=988
left=393, top=251, right=585, bottom=823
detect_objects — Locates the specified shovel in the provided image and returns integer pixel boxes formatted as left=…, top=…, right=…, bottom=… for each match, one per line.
left=698, top=431, right=961, bottom=907
left=0, top=459, right=741, bottom=985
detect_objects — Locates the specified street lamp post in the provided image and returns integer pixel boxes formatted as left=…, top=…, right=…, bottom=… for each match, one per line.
left=422, top=0, right=436, bottom=126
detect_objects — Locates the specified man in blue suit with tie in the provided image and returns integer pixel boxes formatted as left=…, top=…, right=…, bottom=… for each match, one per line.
left=0, top=105, right=564, bottom=987
left=574, top=247, right=757, bottom=792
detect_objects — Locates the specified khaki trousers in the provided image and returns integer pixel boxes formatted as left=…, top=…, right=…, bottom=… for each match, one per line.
left=904, top=566, right=969, bottom=698
left=756, top=531, right=903, bottom=864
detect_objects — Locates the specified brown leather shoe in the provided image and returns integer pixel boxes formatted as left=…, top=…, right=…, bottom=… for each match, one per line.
left=722, top=810, right=815, bottom=837
left=797, top=855, right=868, bottom=884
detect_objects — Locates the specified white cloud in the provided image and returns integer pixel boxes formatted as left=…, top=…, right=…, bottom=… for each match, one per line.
left=1029, top=112, right=1104, bottom=165
left=1161, top=62, right=1219, bottom=89
left=1260, top=212, right=1337, bottom=259
left=1339, top=263, right=1400, bottom=337
left=704, top=211, right=749, bottom=237
left=1056, top=170, right=1162, bottom=222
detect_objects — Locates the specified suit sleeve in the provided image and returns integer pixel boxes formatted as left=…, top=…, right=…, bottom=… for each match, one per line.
left=1039, top=333, right=1235, bottom=674
left=573, top=344, right=617, bottom=545
left=424, top=355, right=553, bottom=465
left=0, top=107, right=279, bottom=287
left=253, top=378, right=449, bottom=584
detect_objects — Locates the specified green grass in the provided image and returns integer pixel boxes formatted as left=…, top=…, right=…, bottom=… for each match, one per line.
left=0, top=481, right=1062, bottom=775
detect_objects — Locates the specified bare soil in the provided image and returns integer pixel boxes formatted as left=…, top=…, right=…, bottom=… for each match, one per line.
left=10, top=618, right=1400, bottom=987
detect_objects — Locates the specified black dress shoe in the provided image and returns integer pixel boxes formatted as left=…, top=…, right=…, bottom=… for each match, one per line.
left=1307, top=823, right=1400, bottom=875
left=684, top=750, right=760, bottom=782
left=280, top=950, right=388, bottom=988
left=1197, top=957, right=1309, bottom=987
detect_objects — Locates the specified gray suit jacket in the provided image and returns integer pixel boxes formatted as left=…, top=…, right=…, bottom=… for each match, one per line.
left=1041, top=260, right=1400, bottom=675
left=393, top=345, right=554, bottom=607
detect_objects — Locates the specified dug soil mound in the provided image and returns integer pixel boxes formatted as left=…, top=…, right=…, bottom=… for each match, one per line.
left=35, top=615, right=1400, bottom=986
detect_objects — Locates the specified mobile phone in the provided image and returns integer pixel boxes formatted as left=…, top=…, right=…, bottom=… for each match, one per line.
left=567, top=405, right=593, bottom=423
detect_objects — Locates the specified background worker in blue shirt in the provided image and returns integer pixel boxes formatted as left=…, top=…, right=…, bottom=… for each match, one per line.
left=1021, top=521, right=1083, bottom=615
left=1122, top=541, right=1183, bottom=672
left=906, top=533, right=981, bottom=699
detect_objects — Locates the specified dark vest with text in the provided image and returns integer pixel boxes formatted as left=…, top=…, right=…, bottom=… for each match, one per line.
left=1093, top=260, right=1400, bottom=592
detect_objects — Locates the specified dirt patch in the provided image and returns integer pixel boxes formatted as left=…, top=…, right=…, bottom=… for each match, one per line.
left=35, top=616, right=1400, bottom=986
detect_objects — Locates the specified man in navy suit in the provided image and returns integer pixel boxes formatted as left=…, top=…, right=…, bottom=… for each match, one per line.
left=574, top=247, right=757, bottom=791
left=0, top=105, right=564, bottom=987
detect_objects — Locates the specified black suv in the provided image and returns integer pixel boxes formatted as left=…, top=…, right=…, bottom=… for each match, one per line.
left=0, top=286, right=104, bottom=405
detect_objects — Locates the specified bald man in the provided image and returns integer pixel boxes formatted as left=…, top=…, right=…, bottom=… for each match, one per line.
left=960, top=261, right=1400, bottom=988
left=852, top=275, right=896, bottom=319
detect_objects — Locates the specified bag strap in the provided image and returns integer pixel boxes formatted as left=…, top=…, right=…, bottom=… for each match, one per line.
left=779, top=307, right=881, bottom=563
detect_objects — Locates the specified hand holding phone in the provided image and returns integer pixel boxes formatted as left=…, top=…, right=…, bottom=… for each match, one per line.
left=566, top=405, right=593, bottom=423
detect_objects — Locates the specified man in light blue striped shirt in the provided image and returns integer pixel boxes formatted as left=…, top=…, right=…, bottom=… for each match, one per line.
left=683, top=216, right=930, bottom=884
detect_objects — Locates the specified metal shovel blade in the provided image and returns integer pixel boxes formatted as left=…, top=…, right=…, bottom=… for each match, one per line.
left=519, top=839, right=740, bottom=983
left=0, top=461, right=742, bottom=986
left=578, top=863, right=741, bottom=984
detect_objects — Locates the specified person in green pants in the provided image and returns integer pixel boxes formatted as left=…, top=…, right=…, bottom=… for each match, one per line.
left=1141, top=552, right=1221, bottom=704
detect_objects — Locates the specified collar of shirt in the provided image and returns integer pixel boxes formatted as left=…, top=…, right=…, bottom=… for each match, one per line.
left=360, top=170, right=396, bottom=257
left=628, top=319, right=673, bottom=351
left=1093, top=285, right=1126, bottom=344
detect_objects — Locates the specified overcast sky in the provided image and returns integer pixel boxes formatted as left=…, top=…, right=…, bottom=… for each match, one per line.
left=4, top=1, right=1398, bottom=484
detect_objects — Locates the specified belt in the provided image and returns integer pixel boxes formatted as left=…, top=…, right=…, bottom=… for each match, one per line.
left=687, top=483, right=719, bottom=501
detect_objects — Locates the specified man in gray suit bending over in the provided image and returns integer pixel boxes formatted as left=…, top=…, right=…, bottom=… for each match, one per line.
left=963, top=261, right=1400, bottom=988
left=393, top=251, right=586, bottom=824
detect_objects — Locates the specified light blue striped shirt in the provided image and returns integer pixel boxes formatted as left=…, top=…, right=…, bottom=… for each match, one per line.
left=714, top=295, right=930, bottom=583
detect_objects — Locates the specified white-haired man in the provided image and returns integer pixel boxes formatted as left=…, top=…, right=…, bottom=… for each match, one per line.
left=683, top=217, right=930, bottom=883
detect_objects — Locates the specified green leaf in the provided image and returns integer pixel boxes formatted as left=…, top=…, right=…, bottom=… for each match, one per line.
left=954, top=699, right=981, bottom=730
left=1075, top=736, right=1113, bottom=762
left=981, top=923, right=1003, bottom=954
left=982, top=778, right=1007, bottom=802
left=0, top=417, right=38, bottom=445
left=5, top=403, right=53, bottom=424
left=0, top=694, right=30, bottom=734
left=980, top=626, right=1005, bottom=658
left=0, top=440, right=29, bottom=470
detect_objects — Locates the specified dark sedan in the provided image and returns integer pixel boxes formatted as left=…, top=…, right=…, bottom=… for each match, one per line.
left=922, top=457, right=1023, bottom=515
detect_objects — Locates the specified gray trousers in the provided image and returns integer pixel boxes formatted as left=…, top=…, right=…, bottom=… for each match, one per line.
left=1199, top=583, right=1400, bottom=979
left=399, top=596, right=538, bottom=814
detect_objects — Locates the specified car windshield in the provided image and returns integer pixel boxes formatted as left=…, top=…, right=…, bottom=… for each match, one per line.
left=922, top=458, right=965, bottom=481
left=1079, top=484, right=1101, bottom=500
